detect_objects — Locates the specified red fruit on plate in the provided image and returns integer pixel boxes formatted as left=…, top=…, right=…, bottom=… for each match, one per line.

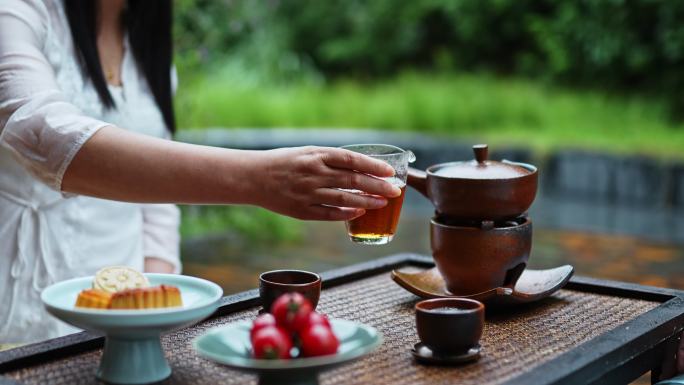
left=305, top=312, right=331, bottom=329
left=300, top=324, right=340, bottom=357
left=251, top=313, right=277, bottom=341
left=271, top=293, right=313, bottom=332
left=252, top=326, right=293, bottom=359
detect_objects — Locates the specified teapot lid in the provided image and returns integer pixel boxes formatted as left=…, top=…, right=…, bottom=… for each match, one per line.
left=432, top=144, right=532, bottom=179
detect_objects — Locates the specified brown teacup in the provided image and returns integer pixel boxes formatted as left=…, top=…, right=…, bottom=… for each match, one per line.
left=431, top=216, right=531, bottom=295
left=259, top=270, right=322, bottom=312
left=415, top=298, right=484, bottom=354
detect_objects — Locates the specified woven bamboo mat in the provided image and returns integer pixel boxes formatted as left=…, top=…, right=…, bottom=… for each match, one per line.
left=6, top=271, right=658, bottom=385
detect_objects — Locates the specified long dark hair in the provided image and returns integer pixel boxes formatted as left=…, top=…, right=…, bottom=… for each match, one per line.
left=63, top=0, right=176, bottom=133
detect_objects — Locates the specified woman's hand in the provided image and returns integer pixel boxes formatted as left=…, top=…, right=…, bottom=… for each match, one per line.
left=144, top=257, right=175, bottom=273
left=657, top=331, right=684, bottom=382
left=249, top=146, right=402, bottom=221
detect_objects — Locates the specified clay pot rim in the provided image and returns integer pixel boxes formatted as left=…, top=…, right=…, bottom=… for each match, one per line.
left=259, top=270, right=321, bottom=288
left=415, top=298, right=484, bottom=314
left=425, top=160, right=538, bottom=182
left=430, top=216, right=532, bottom=231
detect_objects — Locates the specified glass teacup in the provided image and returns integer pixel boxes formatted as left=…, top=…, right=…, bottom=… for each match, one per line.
left=340, top=144, right=415, bottom=245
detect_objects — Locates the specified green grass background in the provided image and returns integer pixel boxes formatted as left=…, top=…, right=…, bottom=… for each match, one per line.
left=176, top=69, right=684, bottom=159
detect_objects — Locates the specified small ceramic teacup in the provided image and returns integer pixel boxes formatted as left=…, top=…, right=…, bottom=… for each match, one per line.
left=259, top=270, right=322, bottom=312
left=415, top=298, right=484, bottom=354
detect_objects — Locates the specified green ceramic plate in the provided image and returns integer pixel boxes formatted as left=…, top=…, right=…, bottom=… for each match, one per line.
left=41, top=274, right=223, bottom=385
left=194, top=319, right=382, bottom=385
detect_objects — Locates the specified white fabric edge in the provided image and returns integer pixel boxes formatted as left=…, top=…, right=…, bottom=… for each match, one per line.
left=55, top=122, right=112, bottom=197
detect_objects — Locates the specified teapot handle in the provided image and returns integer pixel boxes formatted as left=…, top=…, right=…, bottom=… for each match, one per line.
left=407, top=167, right=429, bottom=199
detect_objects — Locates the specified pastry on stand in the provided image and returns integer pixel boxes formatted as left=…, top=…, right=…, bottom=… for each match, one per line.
left=93, top=266, right=149, bottom=293
left=75, top=266, right=183, bottom=310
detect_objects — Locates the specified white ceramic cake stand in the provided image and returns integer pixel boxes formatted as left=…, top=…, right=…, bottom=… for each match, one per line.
left=41, top=274, right=223, bottom=384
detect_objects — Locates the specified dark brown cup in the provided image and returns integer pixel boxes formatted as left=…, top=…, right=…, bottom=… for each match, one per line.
left=416, top=298, right=484, bottom=354
left=431, top=216, right=531, bottom=295
left=259, top=270, right=322, bottom=312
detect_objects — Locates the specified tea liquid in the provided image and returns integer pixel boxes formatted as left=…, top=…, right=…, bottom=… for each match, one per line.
left=346, top=186, right=406, bottom=244
left=431, top=306, right=470, bottom=314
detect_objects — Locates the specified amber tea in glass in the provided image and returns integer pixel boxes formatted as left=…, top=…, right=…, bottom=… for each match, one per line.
left=346, top=184, right=406, bottom=244
left=340, top=144, right=415, bottom=245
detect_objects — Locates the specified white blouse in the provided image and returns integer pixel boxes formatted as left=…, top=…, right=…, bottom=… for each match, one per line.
left=0, top=0, right=182, bottom=343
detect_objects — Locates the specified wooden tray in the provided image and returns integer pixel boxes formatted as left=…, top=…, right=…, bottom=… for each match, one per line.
left=1, top=253, right=683, bottom=385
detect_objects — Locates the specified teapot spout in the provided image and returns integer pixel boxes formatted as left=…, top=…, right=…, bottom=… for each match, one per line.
left=407, top=167, right=429, bottom=199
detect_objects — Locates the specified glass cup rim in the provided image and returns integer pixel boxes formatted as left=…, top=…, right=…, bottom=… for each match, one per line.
left=340, top=143, right=408, bottom=157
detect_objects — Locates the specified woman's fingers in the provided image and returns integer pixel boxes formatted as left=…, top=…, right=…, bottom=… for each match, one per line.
left=301, top=205, right=366, bottom=221
left=321, top=148, right=395, bottom=178
left=253, top=146, right=406, bottom=222
left=315, top=188, right=387, bottom=209
left=326, top=170, right=401, bottom=198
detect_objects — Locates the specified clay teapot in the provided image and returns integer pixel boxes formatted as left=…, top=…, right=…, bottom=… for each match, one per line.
left=407, top=144, right=538, bottom=221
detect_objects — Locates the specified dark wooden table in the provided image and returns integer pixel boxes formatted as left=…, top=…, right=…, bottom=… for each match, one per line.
left=1, top=253, right=684, bottom=385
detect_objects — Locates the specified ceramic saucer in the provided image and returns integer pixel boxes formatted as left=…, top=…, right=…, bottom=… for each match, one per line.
left=411, top=343, right=481, bottom=365
left=391, top=265, right=573, bottom=306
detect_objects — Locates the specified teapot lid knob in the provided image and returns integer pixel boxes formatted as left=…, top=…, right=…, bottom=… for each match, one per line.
left=473, top=144, right=488, bottom=164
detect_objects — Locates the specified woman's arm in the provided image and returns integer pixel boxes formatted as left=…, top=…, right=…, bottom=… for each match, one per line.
left=0, top=1, right=398, bottom=222
left=62, top=126, right=400, bottom=221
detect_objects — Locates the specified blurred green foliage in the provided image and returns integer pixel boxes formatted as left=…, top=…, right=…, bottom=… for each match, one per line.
left=174, top=0, right=684, bottom=118
left=180, top=205, right=303, bottom=243
left=174, top=0, right=321, bottom=85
